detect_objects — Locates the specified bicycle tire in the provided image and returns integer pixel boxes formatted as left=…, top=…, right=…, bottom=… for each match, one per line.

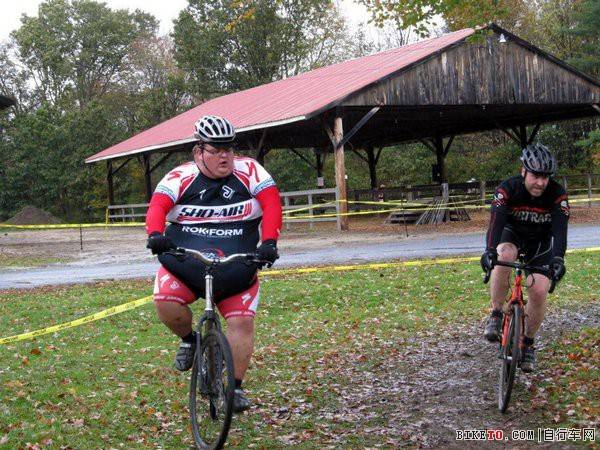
left=190, top=329, right=235, bottom=450
left=498, top=304, right=522, bottom=413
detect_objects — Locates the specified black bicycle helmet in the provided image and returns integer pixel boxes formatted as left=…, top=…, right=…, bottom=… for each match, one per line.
left=193, top=115, right=236, bottom=145
left=520, top=142, right=557, bottom=175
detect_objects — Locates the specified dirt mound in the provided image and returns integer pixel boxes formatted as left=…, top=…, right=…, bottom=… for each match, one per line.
left=4, top=206, right=62, bottom=225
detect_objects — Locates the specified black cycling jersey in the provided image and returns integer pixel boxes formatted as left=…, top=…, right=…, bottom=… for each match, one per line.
left=486, top=175, right=569, bottom=258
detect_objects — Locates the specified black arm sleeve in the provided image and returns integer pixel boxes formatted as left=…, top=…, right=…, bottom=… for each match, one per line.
left=551, top=193, right=570, bottom=258
left=485, top=184, right=510, bottom=251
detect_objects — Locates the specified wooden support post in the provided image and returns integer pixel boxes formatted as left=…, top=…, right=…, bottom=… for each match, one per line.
left=142, top=154, right=152, bottom=202
left=308, top=193, right=314, bottom=230
left=480, top=180, right=486, bottom=205
left=284, top=196, right=290, bottom=231
left=588, top=173, right=593, bottom=207
left=527, top=124, right=541, bottom=145
left=442, top=182, right=450, bottom=222
left=333, top=114, right=348, bottom=231
left=366, top=145, right=377, bottom=189
left=518, top=124, right=528, bottom=148
left=315, top=150, right=324, bottom=188
left=107, top=161, right=115, bottom=206
left=434, top=135, right=448, bottom=184
left=256, top=148, right=266, bottom=165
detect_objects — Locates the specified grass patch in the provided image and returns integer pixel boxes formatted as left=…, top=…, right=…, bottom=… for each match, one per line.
left=530, top=327, right=599, bottom=430
left=0, top=252, right=598, bottom=448
left=0, top=256, right=65, bottom=268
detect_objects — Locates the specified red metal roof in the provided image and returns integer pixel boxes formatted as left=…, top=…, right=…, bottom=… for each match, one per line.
left=86, top=28, right=474, bottom=163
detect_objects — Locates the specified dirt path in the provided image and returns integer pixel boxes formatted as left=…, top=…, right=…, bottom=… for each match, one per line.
left=1, top=208, right=598, bottom=268
left=315, top=302, right=600, bottom=449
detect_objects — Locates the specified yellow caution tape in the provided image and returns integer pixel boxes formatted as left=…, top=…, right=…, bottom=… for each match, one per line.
left=0, top=296, right=153, bottom=345
left=1, top=246, right=598, bottom=346
left=3, top=197, right=599, bottom=229
left=0, top=222, right=145, bottom=230
left=264, top=246, right=599, bottom=277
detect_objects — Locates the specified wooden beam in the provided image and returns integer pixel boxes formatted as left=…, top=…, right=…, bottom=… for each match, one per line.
left=257, top=129, right=267, bottom=152
left=289, top=148, right=316, bottom=169
left=150, top=152, right=174, bottom=174
left=499, top=127, right=521, bottom=145
left=443, top=135, right=455, bottom=157
left=111, top=157, right=133, bottom=176
left=350, top=148, right=369, bottom=163
left=374, top=146, right=384, bottom=165
left=527, top=123, right=541, bottom=145
left=335, top=106, right=380, bottom=150
left=419, top=138, right=436, bottom=152
left=255, top=147, right=271, bottom=165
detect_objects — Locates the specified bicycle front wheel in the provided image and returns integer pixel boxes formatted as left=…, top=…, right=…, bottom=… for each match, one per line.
left=498, top=304, right=522, bottom=413
left=190, top=329, right=235, bottom=450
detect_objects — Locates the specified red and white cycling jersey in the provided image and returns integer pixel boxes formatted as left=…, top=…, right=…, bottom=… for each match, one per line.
left=146, top=156, right=281, bottom=254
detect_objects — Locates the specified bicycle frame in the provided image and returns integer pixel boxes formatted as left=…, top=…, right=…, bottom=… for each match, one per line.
left=485, top=257, right=556, bottom=413
left=500, top=266, right=525, bottom=350
left=197, top=266, right=223, bottom=337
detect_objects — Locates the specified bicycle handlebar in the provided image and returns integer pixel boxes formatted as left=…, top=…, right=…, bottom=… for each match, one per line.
left=165, top=247, right=272, bottom=268
left=483, top=260, right=557, bottom=293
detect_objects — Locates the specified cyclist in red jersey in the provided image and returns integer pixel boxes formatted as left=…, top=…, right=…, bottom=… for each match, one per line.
left=145, top=115, right=282, bottom=412
left=481, top=143, right=569, bottom=373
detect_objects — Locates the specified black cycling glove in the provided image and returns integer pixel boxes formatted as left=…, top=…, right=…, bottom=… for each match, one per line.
left=550, top=256, right=566, bottom=282
left=480, top=248, right=497, bottom=273
left=146, top=232, right=176, bottom=255
left=256, top=239, right=279, bottom=265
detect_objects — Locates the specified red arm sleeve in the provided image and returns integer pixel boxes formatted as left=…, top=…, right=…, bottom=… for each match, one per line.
left=256, top=185, right=282, bottom=241
left=145, top=193, right=174, bottom=235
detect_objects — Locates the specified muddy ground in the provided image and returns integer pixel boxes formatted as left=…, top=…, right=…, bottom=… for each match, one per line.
left=1, top=209, right=598, bottom=448
left=313, top=302, right=600, bottom=449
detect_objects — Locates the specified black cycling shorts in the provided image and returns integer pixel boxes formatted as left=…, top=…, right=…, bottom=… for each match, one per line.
left=157, top=252, right=258, bottom=302
left=498, top=226, right=553, bottom=277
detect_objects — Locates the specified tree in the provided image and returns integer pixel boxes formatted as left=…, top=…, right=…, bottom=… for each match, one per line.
left=0, top=101, right=128, bottom=220
left=173, top=0, right=362, bottom=100
left=566, top=0, right=600, bottom=78
left=0, top=43, right=32, bottom=115
left=110, top=35, right=192, bottom=135
left=357, top=0, right=517, bottom=36
left=11, top=0, right=157, bottom=108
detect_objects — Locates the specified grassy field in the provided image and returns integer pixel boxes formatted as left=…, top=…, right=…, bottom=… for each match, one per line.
left=0, top=256, right=64, bottom=269
left=0, top=252, right=598, bottom=448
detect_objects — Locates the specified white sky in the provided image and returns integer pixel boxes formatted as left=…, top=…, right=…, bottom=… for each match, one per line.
left=0, top=0, right=372, bottom=43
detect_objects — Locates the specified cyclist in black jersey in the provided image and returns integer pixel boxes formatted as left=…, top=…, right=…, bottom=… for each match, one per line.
left=481, top=143, right=569, bottom=372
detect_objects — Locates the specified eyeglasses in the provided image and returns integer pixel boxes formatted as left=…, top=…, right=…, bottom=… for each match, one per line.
left=204, top=146, right=234, bottom=156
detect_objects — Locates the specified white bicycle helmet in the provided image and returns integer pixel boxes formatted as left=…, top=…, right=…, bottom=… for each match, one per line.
left=520, top=142, right=557, bottom=175
left=193, top=115, right=236, bottom=145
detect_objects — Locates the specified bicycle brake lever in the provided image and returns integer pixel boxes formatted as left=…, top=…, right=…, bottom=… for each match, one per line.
left=483, top=269, right=491, bottom=284
left=170, top=247, right=186, bottom=262
left=548, top=278, right=557, bottom=294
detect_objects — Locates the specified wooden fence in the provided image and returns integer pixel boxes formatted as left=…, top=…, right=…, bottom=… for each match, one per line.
left=106, top=188, right=342, bottom=230
left=106, top=174, right=599, bottom=225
